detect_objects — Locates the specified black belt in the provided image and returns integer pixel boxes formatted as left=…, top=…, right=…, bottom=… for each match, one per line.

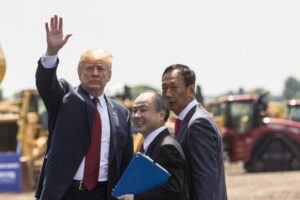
left=71, top=180, right=107, bottom=191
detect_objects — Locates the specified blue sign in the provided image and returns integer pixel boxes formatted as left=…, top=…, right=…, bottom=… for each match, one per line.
left=0, top=153, right=21, bottom=192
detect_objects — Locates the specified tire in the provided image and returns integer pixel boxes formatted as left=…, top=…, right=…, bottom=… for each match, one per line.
left=246, top=134, right=300, bottom=172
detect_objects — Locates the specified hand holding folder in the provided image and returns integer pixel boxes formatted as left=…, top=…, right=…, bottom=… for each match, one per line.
left=112, top=153, right=171, bottom=198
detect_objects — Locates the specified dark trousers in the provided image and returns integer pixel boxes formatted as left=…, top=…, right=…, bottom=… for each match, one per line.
left=62, top=181, right=107, bottom=200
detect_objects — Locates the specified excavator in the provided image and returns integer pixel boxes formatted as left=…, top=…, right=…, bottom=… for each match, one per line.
left=0, top=44, right=48, bottom=190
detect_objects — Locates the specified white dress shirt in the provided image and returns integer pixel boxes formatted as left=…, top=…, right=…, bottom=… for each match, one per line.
left=41, top=56, right=110, bottom=181
left=177, top=99, right=198, bottom=121
left=142, top=126, right=167, bottom=154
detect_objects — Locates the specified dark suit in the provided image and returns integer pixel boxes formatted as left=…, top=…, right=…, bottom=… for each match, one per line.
left=35, top=60, right=133, bottom=200
left=176, top=103, right=227, bottom=200
left=134, top=128, right=188, bottom=200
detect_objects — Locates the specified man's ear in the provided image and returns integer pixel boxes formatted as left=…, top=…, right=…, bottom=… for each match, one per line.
left=107, top=70, right=112, bottom=82
left=188, top=84, right=196, bottom=98
left=159, top=110, right=165, bottom=122
left=77, top=66, right=82, bottom=78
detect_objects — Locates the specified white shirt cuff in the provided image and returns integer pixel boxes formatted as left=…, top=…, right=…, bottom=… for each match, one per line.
left=41, top=55, right=58, bottom=69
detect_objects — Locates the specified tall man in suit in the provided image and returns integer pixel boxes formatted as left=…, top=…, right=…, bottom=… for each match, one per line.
left=35, top=15, right=133, bottom=200
left=161, top=64, right=227, bottom=200
left=118, top=92, right=188, bottom=200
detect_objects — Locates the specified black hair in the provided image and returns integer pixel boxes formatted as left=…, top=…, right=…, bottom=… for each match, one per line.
left=152, top=93, right=170, bottom=122
left=162, top=64, right=196, bottom=87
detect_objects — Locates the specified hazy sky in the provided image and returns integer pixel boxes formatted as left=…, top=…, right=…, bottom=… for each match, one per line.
left=0, top=0, right=300, bottom=97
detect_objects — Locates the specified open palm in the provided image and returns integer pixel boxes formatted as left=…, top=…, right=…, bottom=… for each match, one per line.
left=45, top=15, right=72, bottom=55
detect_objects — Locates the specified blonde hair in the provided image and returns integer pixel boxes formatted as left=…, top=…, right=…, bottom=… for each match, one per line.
left=78, top=49, right=112, bottom=69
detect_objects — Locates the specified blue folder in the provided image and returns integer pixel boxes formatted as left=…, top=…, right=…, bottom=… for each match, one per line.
left=112, top=153, right=171, bottom=198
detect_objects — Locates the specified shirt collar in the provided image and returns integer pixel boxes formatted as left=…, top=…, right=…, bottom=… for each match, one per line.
left=90, top=94, right=106, bottom=108
left=177, top=99, right=198, bottom=120
left=143, top=125, right=167, bottom=152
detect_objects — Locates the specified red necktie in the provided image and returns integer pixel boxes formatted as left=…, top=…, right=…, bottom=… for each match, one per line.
left=83, top=97, right=102, bottom=191
left=174, top=118, right=182, bottom=138
left=139, top=143, right=145, bottom=153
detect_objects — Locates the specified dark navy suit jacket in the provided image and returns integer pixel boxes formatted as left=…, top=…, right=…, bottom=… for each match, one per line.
left=176, top=103, right=227, bottom=200
left=35, top=60, right=133, bottom=200
left=135, top=128, right=188, bottom=200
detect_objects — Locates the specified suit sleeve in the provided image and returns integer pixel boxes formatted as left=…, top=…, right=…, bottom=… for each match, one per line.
left=120, top=110, right=134, bottom=173
left=134, top=145, right=186, bottom=200
left=35, top=59, right=66, bottom=113
left=188, top=118, right=219, bottom=200
left=35, top=60, right=67, bottom=200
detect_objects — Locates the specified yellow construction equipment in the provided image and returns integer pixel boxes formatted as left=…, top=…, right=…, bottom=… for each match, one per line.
left=0, top=89, right=48, bottom=190
left=267, top=101, right=285, bottom=118
left=0, top=44, right=5, bottom=84
left=205, top=100, right=224, bottom=134
left=0, top=44, right=48, bottom=190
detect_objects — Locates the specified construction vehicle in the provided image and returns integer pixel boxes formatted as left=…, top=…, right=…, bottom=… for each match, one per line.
left=0, top=44, right=5, bottom=84
left=205, top=99, right=286, bottom=133
left=267, top=101, right=286, bottom=118
left=205, top=100, right=224, bottom=133
left=0, top=44, right=48, bottom=190
left=286, top=99, right=300, bottom=122
left=0, top=90, right=48, bottom=190
left=221, top=93, right=300, bottom=172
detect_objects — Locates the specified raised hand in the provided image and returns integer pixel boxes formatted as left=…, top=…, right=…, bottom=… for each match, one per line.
left=45, top=15, right=72, bottom=56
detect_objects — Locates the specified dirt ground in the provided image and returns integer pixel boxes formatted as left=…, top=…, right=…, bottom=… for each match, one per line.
left=1, top=162, right=300, bottom=200
left=225, top=162, right=300, bottom=200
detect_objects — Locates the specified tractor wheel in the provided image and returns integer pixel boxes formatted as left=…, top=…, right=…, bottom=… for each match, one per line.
left=247, top=137, right=300, bottom=172
left=290, top=157, right=300, bottom=170
left=248, top=160, right=265, bottom=172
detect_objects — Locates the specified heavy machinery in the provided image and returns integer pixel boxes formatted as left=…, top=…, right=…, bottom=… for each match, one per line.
left=286, top=99, right=300, bottom=122
left=205, top=100, right=224, bottom=132
left=266, top=101, right=285, bottom=118
left=0, top=44, right=5, bottom=83
left=221, top=93, right=300, bottom=172
left=0, top=45, right=48, bottom=190
left=205, top=99, right=286, bottom=133
left=0, top=90, right=48, bottom=190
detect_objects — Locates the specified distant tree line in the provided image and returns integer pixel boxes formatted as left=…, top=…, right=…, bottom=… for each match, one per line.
left=282, top=76, right=300, bottom=100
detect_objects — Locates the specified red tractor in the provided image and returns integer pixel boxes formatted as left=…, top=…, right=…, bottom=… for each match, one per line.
left=221, top=93, right=300, bottom=172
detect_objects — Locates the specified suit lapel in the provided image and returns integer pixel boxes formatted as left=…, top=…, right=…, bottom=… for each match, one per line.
left=177, top=105, right=197, bottom=142
left=77, top=85, right=95, bottom=135
left=105, top=96, right=120, bottom=162
left=146, top=129, right=170, bottom=156
left=76, top=87, right=120, bottom=162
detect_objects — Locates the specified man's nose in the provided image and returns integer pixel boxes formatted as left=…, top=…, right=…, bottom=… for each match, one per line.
left=133, top=111, right=140, bottom=118
left=163, top=89, right=172, bottom=98
left=92, top=67, right=99, bottom=75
